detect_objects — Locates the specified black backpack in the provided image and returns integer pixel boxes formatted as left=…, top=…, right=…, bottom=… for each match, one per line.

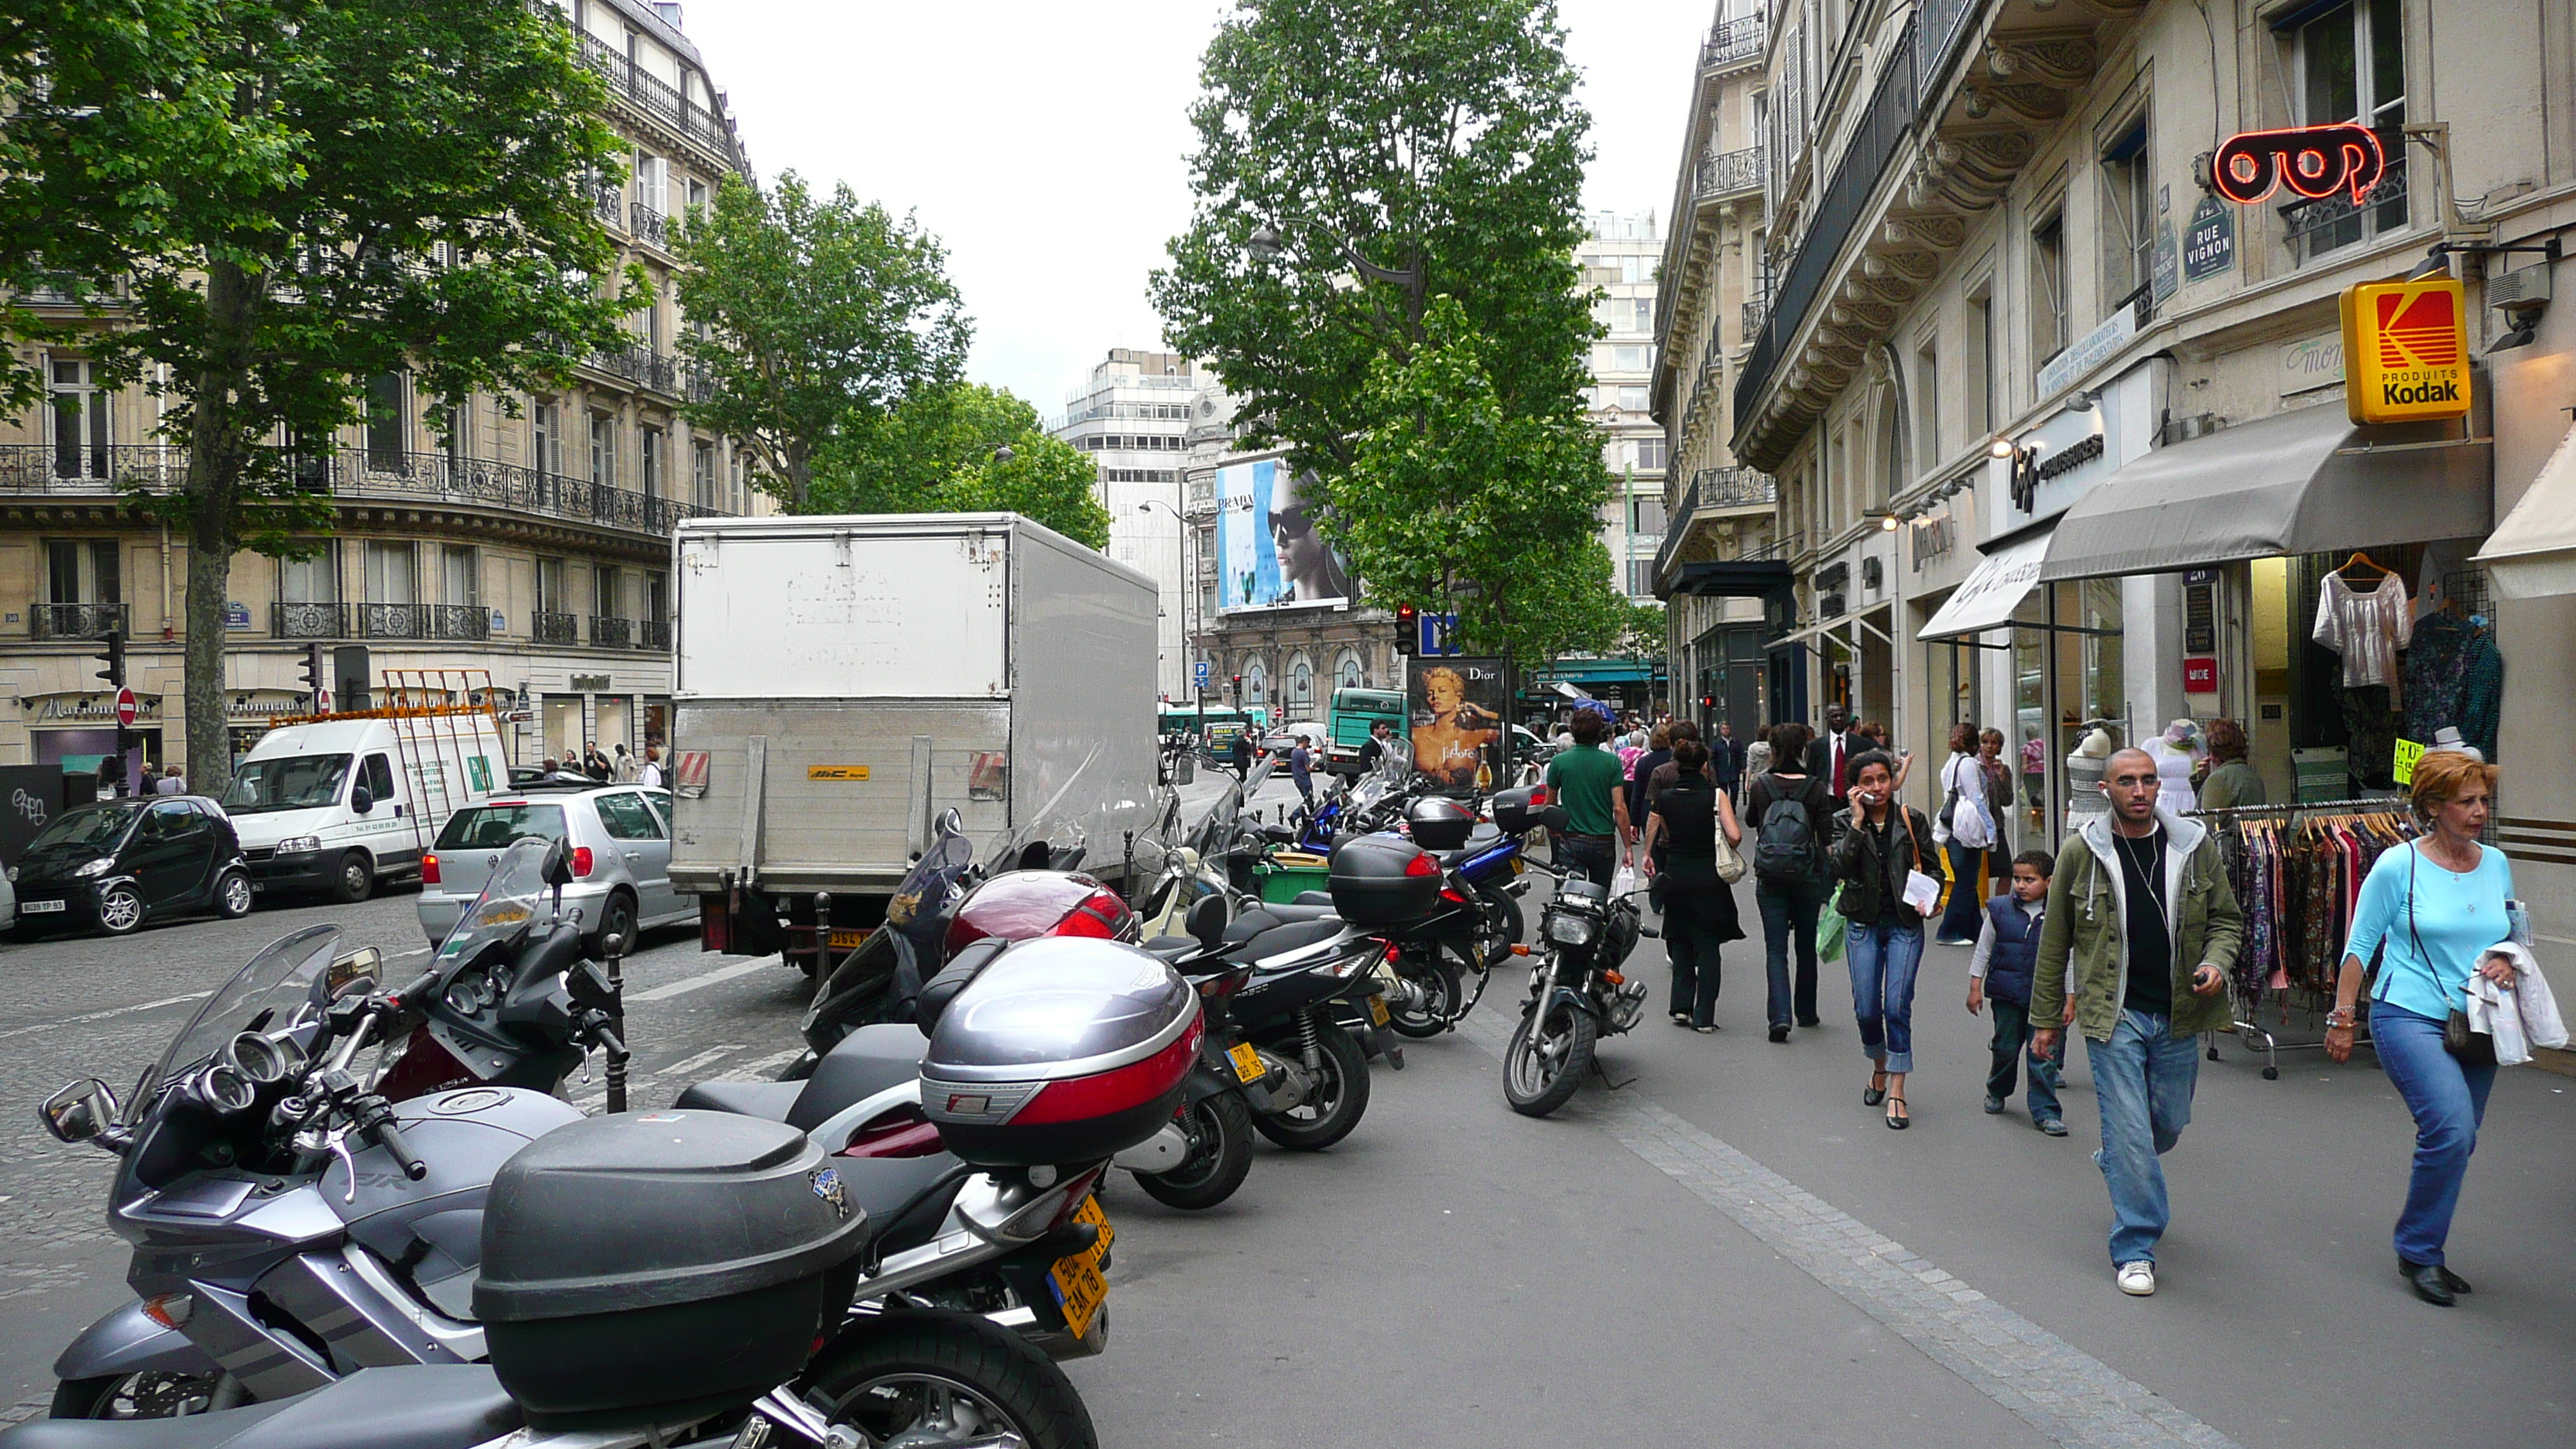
left=1753, top=779, right=1821, bottom=885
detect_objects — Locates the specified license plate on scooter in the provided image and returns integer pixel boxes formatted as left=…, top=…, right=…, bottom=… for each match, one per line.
left=1366, top=994, right=1390, bottom=1026
left=1226, top=1042, right=1265, bottom=1084
left=1048, top=1196, right=1114, bottom=1340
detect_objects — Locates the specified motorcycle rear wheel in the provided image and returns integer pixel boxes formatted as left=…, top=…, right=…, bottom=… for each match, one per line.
left=1132, top=1091, right=1253, bottom=1210
left=805, top=1309, right=1096, bottom=1449
left=1386, top=951, right=1461, bottom=1039
left=1504, top=1002, right=1594, bottom=1118
left=52, top=1371, right=223, bottom=1420
left=1250, top=1018, right=1369, bottom=1149
left=1476, top=886, right=1525, bottom=968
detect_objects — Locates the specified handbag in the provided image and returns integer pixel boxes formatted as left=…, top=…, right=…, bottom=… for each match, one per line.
left=1817, top=883, right=1848, bottom=964
left=1713, top=791, right=1748, bottom=884
left=2408, top=844, right=2499, bottom=1067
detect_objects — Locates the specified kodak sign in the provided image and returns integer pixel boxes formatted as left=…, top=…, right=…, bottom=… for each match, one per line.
left=2339, top=277, right=2471, bottom=424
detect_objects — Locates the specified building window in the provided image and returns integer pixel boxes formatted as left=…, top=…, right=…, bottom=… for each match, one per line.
left=48, top=359, right=109, bottom=479
left=645, top=570, right=668, bottom=622
left=365, top=373, right=406, bottom=469
left=279, top=546, right=336, bottom=605
left=639, top=425, right=663, bottom=498
left=1966, top=285, right=1995, bottom=435
left=533, top=402, right=563, bottom=478
left=590, top=415, right=616, bottom=488
left=1242, top=657, right=1266, bottom=705
left=633, top=150, right=669, bottom=217
left=2290, top=0, right=2406, bottom=262
left=595, top=565, right=622, bottom=620
left=365, top=540, right=417, bottom=604
left=2029, top=209, right=2067, bottom=375
left=1613, top=345, right=1649, bottom=372
left=444, top=545, right=479, bottom=607
left=1287, top=653, right=1314, bottom=711
left=692, top=440, right=717, bottom=509
left=1913, top=337, right=1940, bottom=467
left=2100, top=118, right=2153, bottom=314
left=48, top=540, right=120, bottom=603
left=1617, top=385, right=1650, bottom=411
left=1630, top=297, right=1653, bottom=332
left=1334, top=649, right=1363, bottom=690
left=536, top=557, right=568, bottom=615
left=1632, top=496, right=1667, bottom=535
left=1636, top=436, right=1667, bottom=471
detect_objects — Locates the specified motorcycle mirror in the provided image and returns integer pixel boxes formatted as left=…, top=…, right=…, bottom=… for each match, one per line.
left=1015, top=841, right=1053, bottom=872
left=40, top=1077, right=119, bottom=1144
left=1186, top=893, right=1228, bottom=951
left=348, top=785, right=375, bottom=815
left=567, top=960, right=618, bottom=1009
left=937, top=806, right=964, bottom=838
left=325, top=947, right=383, bottom=1002
left=540, top=836, right=575, bottom=887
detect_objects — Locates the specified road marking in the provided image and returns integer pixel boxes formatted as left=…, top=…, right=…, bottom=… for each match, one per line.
left=0, top=991, right=214, bottom=1040
left=625, top=957, right=778, bottom=1002
left=1457, top=1012, right=2240, bottom=1449
left=650, top=1044, right=744, bottom=1081
left=710, top=1047, right=805, bottom=1081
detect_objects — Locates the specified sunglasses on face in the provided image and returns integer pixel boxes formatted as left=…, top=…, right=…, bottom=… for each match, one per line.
left=1270, top=507, right=1314, bottom=542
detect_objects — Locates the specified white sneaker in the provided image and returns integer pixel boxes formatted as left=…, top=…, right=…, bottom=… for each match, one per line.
left=2116, top=1261, right=2156, bottom=1297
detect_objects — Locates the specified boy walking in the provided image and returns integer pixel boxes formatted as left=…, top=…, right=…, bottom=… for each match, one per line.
left=1967, top=849, right=2070, bottom=1136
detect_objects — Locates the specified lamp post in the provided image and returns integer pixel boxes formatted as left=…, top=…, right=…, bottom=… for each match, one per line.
left=1138, top=497, right=1197, bottom=718
left=1246, top=218, right=1425, bottom=318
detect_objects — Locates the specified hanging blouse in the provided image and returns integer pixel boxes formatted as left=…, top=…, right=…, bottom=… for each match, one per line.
left=2313, top=572, right=2413, bottom=689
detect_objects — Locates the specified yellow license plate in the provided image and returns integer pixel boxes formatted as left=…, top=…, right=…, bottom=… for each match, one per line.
left=1226, top=1042, right=1265, bottom=1084
left=1074, top=1192, right=1115, bottom=1255
left=827, top=929, right=868, bottom=950
left=1049, top=1196, right=1114, bottom=1340
left=1366, top=994, right=1391, bottom=1026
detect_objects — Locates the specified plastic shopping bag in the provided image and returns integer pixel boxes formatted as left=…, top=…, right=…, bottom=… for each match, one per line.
left=1612, top=863, right=1639, bottom=899
left=1817, top=883, right=1848, bottom=964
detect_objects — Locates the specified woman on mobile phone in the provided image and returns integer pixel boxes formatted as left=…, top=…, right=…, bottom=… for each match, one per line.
left=1828, top=751, right=1937, bottom=1129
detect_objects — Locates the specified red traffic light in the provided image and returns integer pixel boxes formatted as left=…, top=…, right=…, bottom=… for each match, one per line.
left=1699, top=695, right=1717, bottom=709
left=1395, top=604, right=1416, bottom=621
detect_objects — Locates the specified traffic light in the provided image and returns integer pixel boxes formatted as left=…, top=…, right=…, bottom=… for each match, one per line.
left=1229, top=673, right=1242, bottom=703
left=1394, top=604, right=1418, bottom=657
left=1700, top=694, right=1717, bottom=711
left=300, top=643, right=327, bottom=704
left=93, top=630, right=125, bottom=688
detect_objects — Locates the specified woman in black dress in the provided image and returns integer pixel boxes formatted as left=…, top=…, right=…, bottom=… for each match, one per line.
left=1641, top=738, right=1745, bottom=1032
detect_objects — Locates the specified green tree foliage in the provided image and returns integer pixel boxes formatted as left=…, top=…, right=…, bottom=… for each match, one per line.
left=1337, top=297, right=1622, bottom=663
left=810, top=382, right=1110, bottom=550
left=674, top=173, right=970, bottom=510
left=1615, top=599, right=1667, bottom=663
left=0, top=0, right=635, bottom=790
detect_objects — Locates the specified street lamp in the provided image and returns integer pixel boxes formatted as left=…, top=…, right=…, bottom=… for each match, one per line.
left=1245, top=214, right=1423, bottom=296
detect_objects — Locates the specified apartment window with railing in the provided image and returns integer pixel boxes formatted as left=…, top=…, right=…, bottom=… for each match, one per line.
left=49, top=540, right=120, bottom=605
left=365, top=373, right=407, bottom=469
left=692, top=440, right=717, bottom=509
left=281, top=546, right=336, bottom=604
left=1966, top=284, right=1995, bottom=435
left=646, top=570, right=668, bottom=622
left=444, top=546, right=479, bottom=607
left=537, top=557, right=569, bottom=615
left=639, top=426, right=663, bottom=499
left=595, top=565, right=622, bottom=619
left=590, top=415, right=616, bottom=488
left=365, top=540, right=417, bottom=605
left=2100, top=118, right=2153, bottom=315
left=2289, top=0, right=2406, bottom=262
left=634, top=150, right=669, bottom=217
left=2030, top=209, right=2067, bottom=376
left=533, top=403, right=563, bottom=478
left=48, top=359, right=110, bottom=479
left=1913, top=336, right=1940, bottom=468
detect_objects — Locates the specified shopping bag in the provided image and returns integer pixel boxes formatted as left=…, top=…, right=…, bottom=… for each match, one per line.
left=1611, top=864, right=1639, bottom=899
left=1817, top=884, right=1848, bottom=964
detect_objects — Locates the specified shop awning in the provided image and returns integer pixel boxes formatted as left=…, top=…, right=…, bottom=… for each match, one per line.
left=2473, top=421, right=2576, bottom=598
left=2036, top=403, right=2491, bottom=581
left=1917, top=533, right=2051, bottom=641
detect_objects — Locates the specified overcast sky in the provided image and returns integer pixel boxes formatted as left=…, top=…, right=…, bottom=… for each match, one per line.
left=680, top=0, right=1714, bottom=418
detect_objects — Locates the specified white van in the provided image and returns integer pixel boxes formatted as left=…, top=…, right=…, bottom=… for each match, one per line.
left=221, top=711, right=510, bottom=902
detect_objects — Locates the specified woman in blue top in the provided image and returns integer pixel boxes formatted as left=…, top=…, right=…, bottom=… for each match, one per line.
left=2324, top=751, right=2519, bottom=1307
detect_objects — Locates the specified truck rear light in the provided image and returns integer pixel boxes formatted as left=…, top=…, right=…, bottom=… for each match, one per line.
left=1013, top=1016, right=1201, bottom=1125
left=420, top=853, right=440, bottom=886
left=570, top=846, right=594, bottom=878
left=700, top=896, right=728, bottom=953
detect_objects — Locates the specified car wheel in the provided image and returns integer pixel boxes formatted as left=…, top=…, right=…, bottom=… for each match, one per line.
left=212, top=869, right=255, bottom=920
left=329, top=851, right=372, bottom=904
left=593, top=890, right=639, bottom=957
left=94, top=886, right=144, bottom=936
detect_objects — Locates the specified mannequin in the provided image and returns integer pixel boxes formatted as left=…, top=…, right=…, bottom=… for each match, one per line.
left=2143, top=719, right=2204, bottom=814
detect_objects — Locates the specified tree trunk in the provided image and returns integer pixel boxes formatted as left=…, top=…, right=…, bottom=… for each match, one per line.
left=785, top=443, right=810, bottom=512
left=181, top=262, right=259, bottom=799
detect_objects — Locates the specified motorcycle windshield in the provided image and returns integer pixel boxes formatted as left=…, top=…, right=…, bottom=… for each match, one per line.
left=436, top=836, right=557, bottom=961
left=889, top=816, right=975, bottom=935
left=139, top=923, right=343, bottom=1117
left=1348, top=752, right=1408, bottom=815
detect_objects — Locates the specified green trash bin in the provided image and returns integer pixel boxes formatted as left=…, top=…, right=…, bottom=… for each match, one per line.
left=1255, top=856, right=1332, bottom=905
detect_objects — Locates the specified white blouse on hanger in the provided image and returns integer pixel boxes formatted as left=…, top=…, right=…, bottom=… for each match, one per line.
left=2313, top=571, right=2413, bottom=689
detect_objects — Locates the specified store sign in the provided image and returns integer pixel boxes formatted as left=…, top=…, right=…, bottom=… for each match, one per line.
left=2280, top=334, right=2345, bottom=395
left=2183, top=656, right=2218, bottom=694
left=24, top=691, right=162, bottom=724
left=2338, top=278, right=2471, bottom=424
left=2183, top=195, right=2235, bottom=282
left=570, top=673, right=611, bottom=691
left=2392, top=738, right=2426, bottom=785
left=2211, top=125, right=2388, bottom=207
left=2036, top=305, right=2138, bottom=402
left=228, top=690, right=314, bottom=721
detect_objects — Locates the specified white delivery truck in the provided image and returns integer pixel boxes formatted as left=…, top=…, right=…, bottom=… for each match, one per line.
left=668, top=512, right=1160, bottom=959
left=221, top=708, right=510, bottom=902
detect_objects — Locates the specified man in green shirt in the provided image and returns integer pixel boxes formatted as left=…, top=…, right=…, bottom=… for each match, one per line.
left=1544, top=708, right=1631, bottom=889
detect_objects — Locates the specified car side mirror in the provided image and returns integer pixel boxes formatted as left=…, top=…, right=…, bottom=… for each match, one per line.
left=1186, top=893, right=1228, bottom=951
left=40, top=1078, right=120, bottom=1145
left=349, top=786, right=374, bottom=815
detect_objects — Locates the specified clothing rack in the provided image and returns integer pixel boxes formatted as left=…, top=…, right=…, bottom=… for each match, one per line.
left=2184, top=797, right=2417, bottom=1080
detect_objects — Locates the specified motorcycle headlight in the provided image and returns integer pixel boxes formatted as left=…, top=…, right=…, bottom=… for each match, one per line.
left=76, top=857, right=113, bottom=878
left=276, top=836, right=323, bottom=855
left=1544, top=912, right=1595, bottom=947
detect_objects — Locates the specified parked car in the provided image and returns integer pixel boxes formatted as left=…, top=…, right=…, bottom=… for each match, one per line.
left=7, top=796, right=252, bottom=937
left=1269, top=721, right=1329, bottom=759
left=415, top=783, right=690, bottom=954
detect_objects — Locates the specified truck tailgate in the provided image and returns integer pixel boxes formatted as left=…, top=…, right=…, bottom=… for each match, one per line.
left=670, top=699, right=1012, bottom=895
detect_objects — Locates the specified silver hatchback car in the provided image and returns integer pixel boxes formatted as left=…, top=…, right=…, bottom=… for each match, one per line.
left=416, top=783, right=694, bottom=953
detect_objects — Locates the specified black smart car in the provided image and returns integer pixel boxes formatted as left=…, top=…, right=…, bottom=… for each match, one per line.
left=9, top=796, right=254, bottom=937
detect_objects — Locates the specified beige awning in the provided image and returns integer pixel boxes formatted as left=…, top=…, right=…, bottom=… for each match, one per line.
left=2474, top=421, right=2576, bottom=598
left=1917, top=533, right=2050, bottom=641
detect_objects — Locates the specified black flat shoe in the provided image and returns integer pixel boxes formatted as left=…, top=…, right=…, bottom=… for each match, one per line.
left=1768, top=1024, right=1790, bottom=1043
left=2400, top=1260, right=2456, bottom=1307
left=2439, top=1266, right=2473, bottom=1294
left=1885, top=1095, right=1910, bottom=1130
left=1864, top=1070, right=1887, bottom=1107
left=1797, top=1017, right=1822, bottom=1028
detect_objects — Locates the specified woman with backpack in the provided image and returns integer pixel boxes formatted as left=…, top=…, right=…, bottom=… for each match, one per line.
left=1831, top=750, right=1940, bottom=1129
left=1640, top=738, right=1745, bottom=1032
left=1932, top=723, right=1997, bottom=946
left=1745, top=721, right=1831, bottom=1043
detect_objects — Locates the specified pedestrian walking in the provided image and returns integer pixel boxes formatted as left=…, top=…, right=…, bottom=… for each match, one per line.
left=2031, top=747, right=2242, bottom=1297
left=1640, top=720, right=1705, bottom=802
left=1979, top=728, right=2015, bottom=846
left=1357, top=719, right=1394, bottom=775
left=1640, top=738, right=1744, bottom=1032
left=1626, top=724, right=1673, bottom=831
left=1804, top=706, right=1869, bottom=808
left=1289, top=735, right=1316, bottom=808
left=2195, top=718, right=2266, bottom=813
left=1829, top=750, right=1937, bottom=1129
left=581, top=742, right=612, bottom=782
left=1543, top=708, right=1629, bottom=890
left=1933, top=723, right=1997, bottom=946
left=614, top=744, right=640, bottom=783
left=1745, top=721, right=1829, bottom=1042
left=2324, top=752, right=2520, bottom=1306
left=1966, top=848, right=2071, bottom=1136
left=1711, top=721, right=1745, bottom=796
left=1742, top=724, right=1774, bottom=797
left=639, top=746, right=666, bottom=790
left=1230, top=728, right=1254, bottom=781
left=153, top=763, right=186, bottom=795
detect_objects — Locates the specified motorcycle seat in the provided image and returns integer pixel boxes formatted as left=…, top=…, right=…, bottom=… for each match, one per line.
left=838, top=1153, right=967, bottom=1257
left=786, top=1023, right=930, bottom=1132
left=1291, top=890, right=1334, bottom=906
left=1141, top=934, right=1202, bottom=959
left=670, top=1077, right=803, bottom=1122
left=1228, top=917, right=1348, bottom=963
left=0, top=1365, right=520, bottom=1449
left=1433, top=824, right=1506, bottom=868
left=1220, top=903, right=1336, bottom=942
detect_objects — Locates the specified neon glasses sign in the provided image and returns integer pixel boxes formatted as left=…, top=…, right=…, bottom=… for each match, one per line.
left=2211, top=124, right=2388, bottom=207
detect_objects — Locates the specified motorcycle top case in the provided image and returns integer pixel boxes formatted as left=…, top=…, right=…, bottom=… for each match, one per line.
left=473, top=1111, right=867, bottom=1428
left=1327, top=833, right=1442, bottom=926
left=1405, top=796, right=1478, bottom=852
left=1490, top=785, right=1544, bottom=836
left=918, top=936, right=1201, bottom=1167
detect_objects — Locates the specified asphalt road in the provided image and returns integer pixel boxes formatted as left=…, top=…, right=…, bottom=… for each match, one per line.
left=2, top=793, right=2570, bottom=1445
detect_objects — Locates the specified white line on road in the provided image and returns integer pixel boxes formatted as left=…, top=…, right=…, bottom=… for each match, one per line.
left=708, top=1047, right=805, bottom=1082
left=0, top=990, right=214, bottom=1040
left=625, top=957, right=780, bottom=1002
left=648, top=1044, right=743, bottom=1081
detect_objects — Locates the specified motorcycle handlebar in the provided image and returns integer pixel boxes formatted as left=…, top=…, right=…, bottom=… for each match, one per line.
left=370, top=1116, right=428, bottom=1182
left=390, top=968, right=443, bottom=1009
left=589, top=1022, right=628, bottom=1060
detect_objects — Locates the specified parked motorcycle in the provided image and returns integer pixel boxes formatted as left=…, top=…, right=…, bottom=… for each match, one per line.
left=1502, top=849, right=1658, bottom=1118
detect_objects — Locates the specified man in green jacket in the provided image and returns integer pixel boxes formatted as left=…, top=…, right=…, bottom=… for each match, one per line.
left=2032, top=747, right=2242, bottom=1300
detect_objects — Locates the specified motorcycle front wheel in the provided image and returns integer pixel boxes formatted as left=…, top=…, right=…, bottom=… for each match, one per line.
left=1504, top=1001, right=1595, bottom=1118
left=1132, top=1091, right=1253, bottom=1210
left=1250, top=1018, right=1369, bottom=1150
left=806, top=1310, right=1096, bottom=1449
left=53, top=1371, right=224, bottom=1420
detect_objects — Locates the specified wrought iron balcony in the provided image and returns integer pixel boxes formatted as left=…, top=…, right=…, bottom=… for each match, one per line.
left=629, top=201, right=670, bottom=248
left=639, top=618, right=673, bottom=650
left=1742, top=295, right=1769, bottom=345
left=1651, top=468, right=1780, bottom=587
left=270, top=601, right=492, bottom=642
left=584, top=345, right=681, bottom=397
left=572, top=30, right=746, bottom=168
left=534, top=612, right=579, bottom=646
left=1701, top=15, right=1765, bottom=70
left=29, top=601, right=130, bottom=640
left=0, top=445, right=724, bottom=538
left=1697, top=147, right=1766, bottom=204
left=589, top=615, right=633, bottom=648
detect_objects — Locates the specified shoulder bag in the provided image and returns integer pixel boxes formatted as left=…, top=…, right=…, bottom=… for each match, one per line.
left=1713, top=790, right=1748, bottom=884
left=2410, top=844, right=2499, bottom=1067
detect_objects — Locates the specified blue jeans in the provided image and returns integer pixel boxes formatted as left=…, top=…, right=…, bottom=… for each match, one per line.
left=1936, top=841, right=1986, bottom=941
left=1845, top=917, right=1923, bottom=1073
left=1557, top=835, right=1617, bottom=892
left=2371, top=1002, right=2496, bottom=1268
left=1755, top=881, right=1826, bottom=1028
left=2084, top=1009, right=2201, bottom=1266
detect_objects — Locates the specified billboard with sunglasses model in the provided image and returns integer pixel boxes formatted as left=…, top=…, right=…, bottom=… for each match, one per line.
left=1214, top=458, right=1353, bottom=611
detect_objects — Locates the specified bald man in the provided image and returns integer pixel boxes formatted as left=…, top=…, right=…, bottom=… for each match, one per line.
left=2032, top=746, right=2242, bottom=1299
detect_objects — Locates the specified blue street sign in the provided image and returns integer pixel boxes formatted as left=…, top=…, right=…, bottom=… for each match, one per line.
left=1419, top=612, right=1461, bottom=657
left=1194, top=660, right=1211, bottom=689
